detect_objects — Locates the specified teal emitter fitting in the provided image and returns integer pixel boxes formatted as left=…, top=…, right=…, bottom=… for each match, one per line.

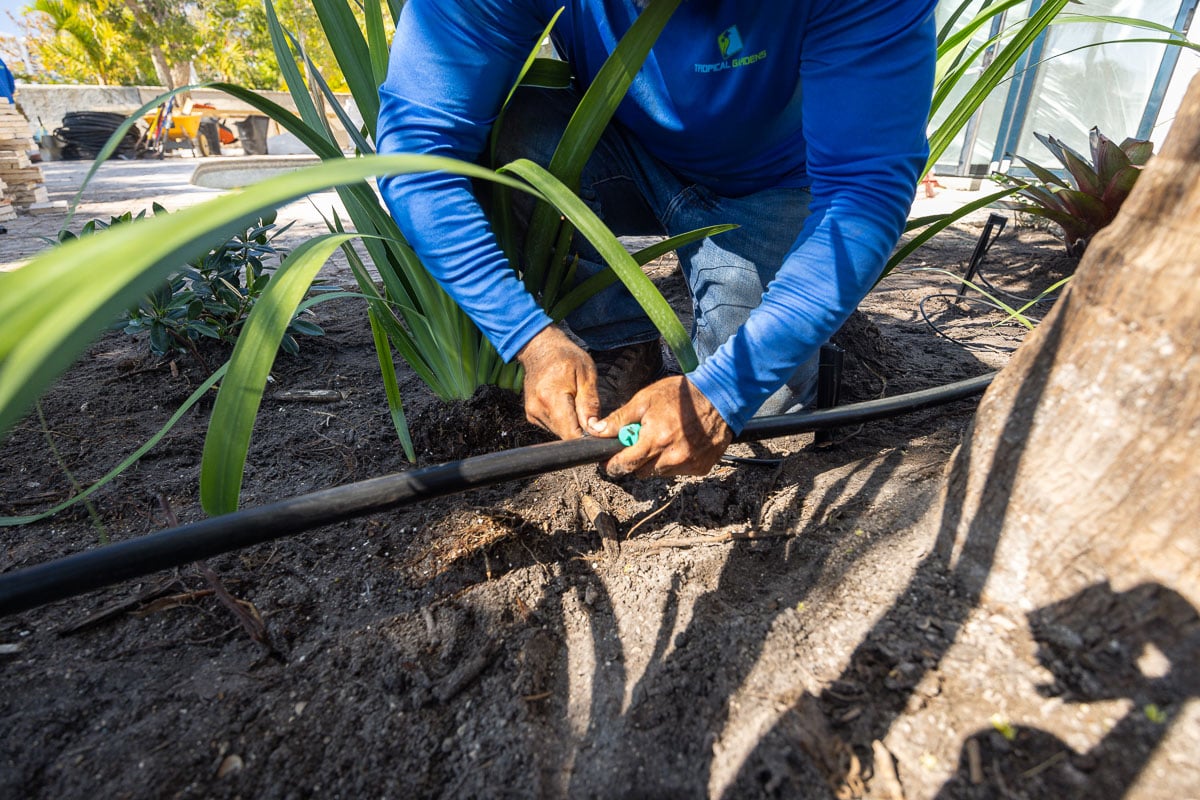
left=618, top=423, right=642, bottom=446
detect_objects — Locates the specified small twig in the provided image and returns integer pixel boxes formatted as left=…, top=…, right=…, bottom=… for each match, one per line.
left=580, top=494, right=620, bottom=558
left=967, top=738, right=984, bottom=784
left=3, top=491, right=69, bottom=508
left=625, top=528, right=793, bottom=551
left=993, top=755, right=1012, bottom=797
left=1020, top=749, right=1066, bottom=779
left=625, top=497, right=675, bottom=540
left=194, top=560, right=275, bottom=653
left=170, top=329, right=212, bottom=373
left=517, top=536, right=551, bottom=579
left=58, top=577, right=184, bottom=635
left=131, top=589, right=217, bottom=616
left=158, top=494, right=276, bottom=654
left=628, top=533, right=728, bottom=550
left=435, top=638, right=500, bottom=703
left=103, top=359, right=173, bottom=383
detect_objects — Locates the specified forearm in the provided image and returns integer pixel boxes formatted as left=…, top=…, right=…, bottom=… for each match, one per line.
left=375, top=0, right=552, bottom=361
left=690, top=0, right=936, bottom=431
left=688, top=196, right=909, bottom=431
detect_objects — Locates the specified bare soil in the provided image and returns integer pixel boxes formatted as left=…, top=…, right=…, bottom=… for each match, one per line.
left=4, top=172, right=1188, bottom=799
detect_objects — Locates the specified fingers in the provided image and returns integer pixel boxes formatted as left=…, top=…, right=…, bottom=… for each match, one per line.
left=524, top=361, right=589, bottom=438
left=600, top=377, right=733, bottom=478
left=574, top=364, right=601, bottom=433
left=516, top=326, right=597, bottom=440
left=587, top=391, right=647, bottom=439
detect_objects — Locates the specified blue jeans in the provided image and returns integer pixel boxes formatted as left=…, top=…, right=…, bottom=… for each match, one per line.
left=494, top=88, right=819, bottom=414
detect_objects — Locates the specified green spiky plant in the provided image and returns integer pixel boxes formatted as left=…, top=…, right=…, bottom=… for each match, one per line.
left=2, top=0, right=1194, bottom=525
left=993, top=127, right=1153, bottom=257
left=0, top=0, right=727, bottom=520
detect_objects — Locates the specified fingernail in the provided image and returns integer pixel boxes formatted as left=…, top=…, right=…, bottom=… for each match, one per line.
left=588, top=417, right=605, bottom=432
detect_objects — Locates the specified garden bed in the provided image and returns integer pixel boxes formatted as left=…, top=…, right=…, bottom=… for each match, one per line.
left=4, top=214, right=1174, bottom=800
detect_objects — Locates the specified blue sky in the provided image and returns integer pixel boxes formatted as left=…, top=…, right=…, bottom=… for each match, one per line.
left=1, top=0, right=29, bottom=38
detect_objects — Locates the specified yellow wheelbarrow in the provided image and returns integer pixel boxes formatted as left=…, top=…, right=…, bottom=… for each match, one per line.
left=141, top=109, right=210, bottom=155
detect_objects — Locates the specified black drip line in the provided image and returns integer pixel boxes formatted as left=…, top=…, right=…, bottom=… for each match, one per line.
left=0, top=372, right=994, bottom=617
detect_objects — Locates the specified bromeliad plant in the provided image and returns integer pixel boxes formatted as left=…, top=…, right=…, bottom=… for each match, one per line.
left=993, top=128, right=1153, bottom=257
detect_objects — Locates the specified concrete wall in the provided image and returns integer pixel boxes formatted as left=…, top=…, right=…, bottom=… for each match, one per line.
left=13, top=84, right=355, bottom=147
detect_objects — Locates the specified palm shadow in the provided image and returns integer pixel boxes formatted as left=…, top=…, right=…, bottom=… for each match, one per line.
left=934, top=581, right=1200, bottom=799
left=720, top=293, right=1073, bottom=796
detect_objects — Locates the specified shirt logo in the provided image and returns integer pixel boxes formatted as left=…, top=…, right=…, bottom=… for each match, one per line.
left=695, top=23, right=767, bottom=74
left=718, top=25, right=743, bottom=59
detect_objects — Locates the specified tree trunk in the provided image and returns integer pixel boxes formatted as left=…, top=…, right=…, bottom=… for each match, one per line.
left=941, top=72, right=1200, bottom=611
left=148, top=45, right=173, bottom=88
left=937, top=73, right=1200, bottom=791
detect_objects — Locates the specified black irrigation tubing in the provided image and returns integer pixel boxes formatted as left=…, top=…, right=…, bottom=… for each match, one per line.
left=0, top=372, right=994, bottom=617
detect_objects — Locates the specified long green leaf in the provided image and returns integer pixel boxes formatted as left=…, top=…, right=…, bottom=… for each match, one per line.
left=503, top=159, right=698, bottom=371
left=296, top=36, right=375, bottom=154
left=524, top=0, right=682, bottom=293
left=522, top=58, right=573, bottom=89
left=0, top=154, right=540, bottom=440
left=264, top=0, right=328, bottom=137
left=882, top=186, right=1019, bottom=278
left=368, top=306, right=416, bottom=462
left=908, top=267, right=1036, bottom=330
left=549, top=0, right=681, bottom=189
left=935, top=0, right=1027, bottom=88
left=310, top=0, right=381, bottom=139
left=1056, top=13, right=1198, bottom=40
left=365, top=0, right=391, bottom=88
left=201, top=234, right=354, bottom=514
left=928, top=0, right=1071, bottom=173
left=548, top=223, right=738, bottom=320
left=0, top=362, right=227, bottom=526
left=491, top=9, right=567, bottom=263
left=0, top=292, right=370, bottom=525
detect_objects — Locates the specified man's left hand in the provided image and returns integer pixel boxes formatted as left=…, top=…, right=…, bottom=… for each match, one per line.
left=588, top=376, right=733, bottom=477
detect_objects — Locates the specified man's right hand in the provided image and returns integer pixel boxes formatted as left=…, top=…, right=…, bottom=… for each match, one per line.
left=516, top=326, right=600, bottom=440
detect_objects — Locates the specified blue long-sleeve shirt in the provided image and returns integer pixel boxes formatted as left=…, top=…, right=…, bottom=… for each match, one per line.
left=377, top=0, right=936, bottom=432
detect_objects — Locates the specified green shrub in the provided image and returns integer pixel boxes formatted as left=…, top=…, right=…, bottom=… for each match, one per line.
left=119, top=212, right=325, bottom=358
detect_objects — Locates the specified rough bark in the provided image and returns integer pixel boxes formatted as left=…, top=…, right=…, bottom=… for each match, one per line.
left=931, top=77, right=1200, bottom=798
left=938, top=73, right=1200, bottom=618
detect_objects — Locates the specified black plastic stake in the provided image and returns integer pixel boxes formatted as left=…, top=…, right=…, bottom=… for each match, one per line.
left=957, top=212, right=1008, bottom=299
left=815, top=343, right=845, bottom=445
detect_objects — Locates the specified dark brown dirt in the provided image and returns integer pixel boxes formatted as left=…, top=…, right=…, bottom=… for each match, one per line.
left=5, top=211, right=1185, bottom=800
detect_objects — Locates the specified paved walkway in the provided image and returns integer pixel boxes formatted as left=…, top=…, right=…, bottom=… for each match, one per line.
left=1, top=158, right=350, bottom=275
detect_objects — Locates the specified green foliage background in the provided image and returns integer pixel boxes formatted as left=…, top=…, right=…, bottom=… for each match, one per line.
left=17, top=0, right=369, bottom=89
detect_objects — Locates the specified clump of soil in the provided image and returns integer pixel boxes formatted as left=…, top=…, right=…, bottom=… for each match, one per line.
left=5, top=219, right=1187, bottom=800
left=410, top=385, right=550, bottom=463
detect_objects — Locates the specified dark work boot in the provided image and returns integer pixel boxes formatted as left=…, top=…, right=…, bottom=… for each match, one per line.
left=591, top=339, right=665, bottom=415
